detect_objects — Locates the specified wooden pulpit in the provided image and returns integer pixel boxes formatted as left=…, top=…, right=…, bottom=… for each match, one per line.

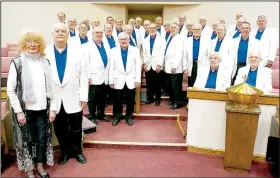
left=224, top=101, right=261, bottom=171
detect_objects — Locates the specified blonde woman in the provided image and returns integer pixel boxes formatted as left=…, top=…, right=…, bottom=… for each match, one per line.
left=7, top=30, right=56, bottom=178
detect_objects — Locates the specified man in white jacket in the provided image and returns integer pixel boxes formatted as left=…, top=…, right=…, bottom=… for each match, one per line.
left=109, top=32, right=142, bottom=126
left=46, top=23, right=88, bottom=165
left=143, top=23, right=165, bottom=106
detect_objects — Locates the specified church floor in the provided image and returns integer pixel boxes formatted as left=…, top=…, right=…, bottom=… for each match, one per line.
left=1, top=148, right=271, bottom=177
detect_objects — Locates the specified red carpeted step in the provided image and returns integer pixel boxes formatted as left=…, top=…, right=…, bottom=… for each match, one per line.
left=84, top=120, right=186, bottom=144
left=83, top=103, right=187, bottom=121
left=1, top=149, right=272, bottom=177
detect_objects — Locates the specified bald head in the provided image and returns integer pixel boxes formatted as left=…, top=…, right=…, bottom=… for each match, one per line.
left=92, top=26, right=103, bottom=42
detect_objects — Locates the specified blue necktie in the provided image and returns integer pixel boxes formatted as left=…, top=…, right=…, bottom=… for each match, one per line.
left=164, top=36, right=173, bottom=56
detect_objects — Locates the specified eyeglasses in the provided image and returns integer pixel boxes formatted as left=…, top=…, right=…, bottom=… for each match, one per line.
left=26, top=40, right=40, bottom=45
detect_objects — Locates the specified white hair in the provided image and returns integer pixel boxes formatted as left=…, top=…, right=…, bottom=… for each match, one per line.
left=192, top=23, right=202, bottom=30
left=93, top=26, right=103, bottom=33
left=209, top=52, right=222, bottom=62
left=67, top=16, right=76, bottom=22
left=163, top=21, right=170, bottom=26
left=124, top=24, right=133, bottom=31
left=118, top=32, right=129, bottom=39
left=199, top=16, right=208, bottom=21
left=52, top=23, right=67, bottom=33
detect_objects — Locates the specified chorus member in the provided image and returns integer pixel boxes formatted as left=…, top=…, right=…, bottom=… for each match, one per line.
left=7, top=30, right=56, bottom=178
left=155, top=16, right=166, bottom=37
left=234, top=51, right=272, bottom=93
left=46, top=23, right=88, bottom=165
left=194, top=52, right=231, bottom=91
left=109, top=32, right=142, bottom=126
left=143, top=23, right=165, bottom=106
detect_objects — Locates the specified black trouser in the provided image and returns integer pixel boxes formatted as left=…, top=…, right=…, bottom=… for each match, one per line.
left=54, top=104, right=83, bottom=155
left=167, top=73, right=184, bottom=105
left=113, top=84, right=135, bottom=119
left=160, top=70, right=168, bottom=93
left=26, top=109, right=47, bottom=163
left=107, top=86, right=114, bottom=104
left=88, top=83, right=108, bottom=120
left=188, top=61, right=198, bottom=87
left=146, top=69, right=161, bottom=101
left=231, top=62, right=246, bottom=85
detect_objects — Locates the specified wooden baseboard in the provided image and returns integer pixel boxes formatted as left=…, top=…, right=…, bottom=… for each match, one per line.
left=187, top=145, right=266, bottom=162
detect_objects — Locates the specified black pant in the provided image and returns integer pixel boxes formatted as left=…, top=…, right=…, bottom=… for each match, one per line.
left=167, top=73, right=184, bottom=105
left=188, top=61, right=198, bottom=87
left=88, top=83, right=108, bottom=119
left=107, top=86, right=114, bottom=104
left=160, top=70, right=168, bottom=93
left=113, top=84, right=135, bottom=119
left=231, top=63, right=247, bottom=85
left=146, top=69, right=161, bottom=101
left=54, top=104, right=83, bottom=155
left=26, top=110, right=47, bottom=163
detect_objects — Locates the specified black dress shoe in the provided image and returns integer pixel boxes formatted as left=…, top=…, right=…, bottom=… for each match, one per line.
left=112, top=118, right=120, bottom=126
left=165, top=101, right=174, bottom=106
left=155, top=100, right=160, bottom=106
left=90, top=118, right=98, bottom=125
left=74, top=154, right=87, bottom=164
left=58, top=154, right=69, bottom=165
left=145, top=100, right=154, bottom=104
left=171, top=103, right=182, bottom=110
left=36, top=170, right=49, bottom=178
left=126, top=118, right=134, bottom=126
left=99, top=116, right=111, bottom=122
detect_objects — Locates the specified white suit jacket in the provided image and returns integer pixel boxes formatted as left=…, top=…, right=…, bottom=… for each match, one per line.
left=131, top=28, right=142, bottom=48
left=82, top=40, right=111, bottom=85
left=156, top=25, right=166, bottom=38
left=251, top=28, right=279, bottom=62
left=68, top=29, right=79, bottom=38
left=45, top=40, right=88, bottom=114
left=210, top=35, right=234, bottom=71
left=194, top=64, right=231, bottom=91
left=164, top=34, right=185, bottom=74
left=234, top=66, right=272, bottom=93
left=201, top=26, right=212, bottom=39
left=228, top=24, right=238, bottom=38
left=143, top=35, right=166, bottom=71
left=231, top=36, right=262, bottom=78
left=109, top=46, right=142, bottom=90
left=135, top=26, right=145, bottom=46
left=102, top=34, right=119, bottom=49
left=184, top=36, right=211, bottom=77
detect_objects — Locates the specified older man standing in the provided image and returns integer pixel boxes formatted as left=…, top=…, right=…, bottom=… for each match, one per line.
left=143, top=23, right=165, bottom=106
left=234, top=51, right=272, bottom=93
left=164, top=22, right=186, bottom=109
left=109, top=32, right=142, bottom=126
left=210, top=24, right=233, bottom=70
left=199, top=16, right=212, bottom=38
left=68, top=17, right=78, bottom=38
left=113, top=18, right=124, bottom=39
left=231, top=22, right=262, bottom=84
left=124, top=24, right=137, bottom=47
left=229, top=12, right=243, bottom=37
left=185, top=24, right=211, bottom=88
left=103, top=24, right=117, bottom=49
left=143, top=20, right=151, bottom=40
left=83, top=27, right=111, bottom=125
left=57, top=12, right=66, bottom=23
left=46, top=23, right=88, bottom=165
left=178, top=15, right=187, bottom=34
left=251, top=15, right=278, bottom=68
left=155, top=16, right=166, bottom=37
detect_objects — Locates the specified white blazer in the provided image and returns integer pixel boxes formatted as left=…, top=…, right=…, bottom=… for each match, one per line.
left=184, top=36, right=211, bottom=77
left=82, top=40, right=111, bottom=85
left=210, top=35, right=234, bottom=70
left=112, top=28, right=122, bottom=40
left=45, top=40, right=88, bottom=114
left=179, top=25, right=187, bottom=35
left=132, top=28, right=142, bottom=48
left=228, top=24, right=238, bottom=38
left=109, top=46, right=142, bottom=90
left=102, top=34, right=119, bottom=49
left=231, top=36, right=262, bottom=78
left=135, top=26, right=145, bottom=46
left=156, top=25, right=166, bottom=38
left=143, top=35, right=166, bottom=71
left=194, top=64, right=231, bottom=91
left=234, top=66, right=272, bottom=93
left=164, top=34, right=185, bottom=74
left=68, top=29, right=79, bottom=38
left=251, top=28, right=279, bottom=62
left=201, top=26, right=212, bottom=39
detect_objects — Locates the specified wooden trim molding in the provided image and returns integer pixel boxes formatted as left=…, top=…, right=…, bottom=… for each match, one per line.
left=187, top=87, right=279, bottom=105
left=1, top=87, right=7, bottom=100
left=187, top=145, right=266, bottom=162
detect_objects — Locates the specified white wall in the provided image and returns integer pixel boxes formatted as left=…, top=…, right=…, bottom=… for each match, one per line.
left=163, top=2, right=279, bottom=31
left=1, top=2, right=125, bottom=45
left=2, top=2, right=279, bottom=45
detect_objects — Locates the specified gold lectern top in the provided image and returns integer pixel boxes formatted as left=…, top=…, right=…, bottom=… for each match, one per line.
left=226, top=75, right=263, bottom=110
